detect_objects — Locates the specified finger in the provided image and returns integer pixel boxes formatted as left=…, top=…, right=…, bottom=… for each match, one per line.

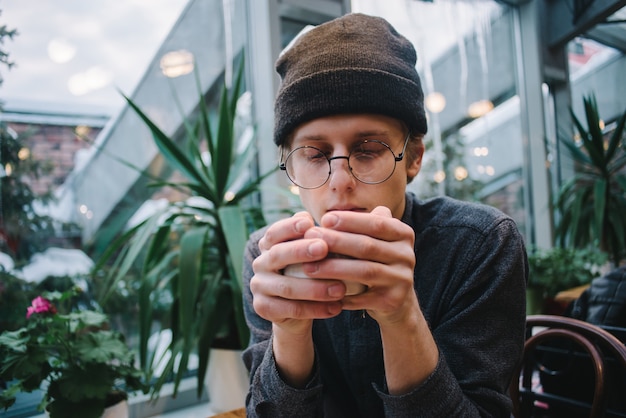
left=319, top=210, right=412, bottom=243
left=303, top=255, right=409, bottom=293
left=253, top=237, right=330, bottom=273
left=370, top=205, right=392, bottom=217
left=259, top=211, right=315, bottom=251
left=250, top=273, right=345, bottom=320
left=340, top=284, right=416, bottom=322
left=304, top=226, right=413, bottom=264
left=251, top=272, right=345, bottom=301
left=252, top=294, right=343, bottom=321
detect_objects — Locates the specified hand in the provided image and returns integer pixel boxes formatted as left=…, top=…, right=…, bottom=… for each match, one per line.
left=303, top=206, right=419, bottom=326
left=304, top=207, right=438, bottom=394
left=251, top=211, right=350, bottom=387
left=250, top=211, right=345, bottom=337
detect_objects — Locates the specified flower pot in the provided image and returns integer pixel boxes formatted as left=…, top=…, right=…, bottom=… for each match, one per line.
left=45, top=396, right=129, bottom=418
left=204, top=348, right=249, bottom=413
left=102, top=400, right=129, bottom=418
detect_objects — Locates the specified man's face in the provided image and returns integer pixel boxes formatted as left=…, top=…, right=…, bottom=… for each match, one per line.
left=286, top=114, right=424, bottom=223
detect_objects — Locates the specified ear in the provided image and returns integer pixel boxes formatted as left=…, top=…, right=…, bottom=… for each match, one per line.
left=406, top=141, right=425, bottom=179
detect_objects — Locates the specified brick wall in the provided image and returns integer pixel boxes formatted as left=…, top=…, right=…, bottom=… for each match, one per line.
left=8, top=122, right=102, bottom=196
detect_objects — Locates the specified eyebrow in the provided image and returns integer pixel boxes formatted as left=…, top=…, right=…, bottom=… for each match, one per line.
left=294, top=130, right=394, bottom=143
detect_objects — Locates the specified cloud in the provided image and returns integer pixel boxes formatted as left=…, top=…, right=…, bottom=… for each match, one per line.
left=1, top=0, right=188, bottom=113
left=67, top=66, right=113, bottom=96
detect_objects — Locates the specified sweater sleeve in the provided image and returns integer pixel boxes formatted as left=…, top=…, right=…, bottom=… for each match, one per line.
left=381, top=213, right=527, bottom=417
left=241, top=228, right=325, bottom=417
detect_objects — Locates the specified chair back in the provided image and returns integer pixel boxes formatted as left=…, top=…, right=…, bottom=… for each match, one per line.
left=510, top=314, right=626, bottom=418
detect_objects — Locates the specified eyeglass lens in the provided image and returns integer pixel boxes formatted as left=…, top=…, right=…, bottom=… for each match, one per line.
left=283, top=140, right=397, bottom=189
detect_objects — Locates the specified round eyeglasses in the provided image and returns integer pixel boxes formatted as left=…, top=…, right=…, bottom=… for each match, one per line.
left=279, top=133, right=410, bottom=189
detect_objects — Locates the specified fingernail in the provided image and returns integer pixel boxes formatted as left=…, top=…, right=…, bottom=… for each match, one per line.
left=295, top=219, right=309, bottom=233
left=328, top=284, right=344, bottom=298
left=308, top=241, right=325, bottom=257
left=323, top=213, right=338, bottom=227
left=327, top=303, right=343, bottom=315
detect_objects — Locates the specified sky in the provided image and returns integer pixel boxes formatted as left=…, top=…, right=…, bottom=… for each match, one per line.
left=0, top=0, right=189, bottom=115
left=0, top=0, right=502, bottom=117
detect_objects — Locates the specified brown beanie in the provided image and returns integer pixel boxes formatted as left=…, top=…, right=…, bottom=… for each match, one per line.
left=273, top=13, right=427, bottom=146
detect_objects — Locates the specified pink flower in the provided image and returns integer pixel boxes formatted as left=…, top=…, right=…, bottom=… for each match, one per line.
left=26, top=296, right=57, bottom=318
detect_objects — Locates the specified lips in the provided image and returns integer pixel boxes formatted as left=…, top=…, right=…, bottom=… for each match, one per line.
left=327, top=207, right=366, bottom=212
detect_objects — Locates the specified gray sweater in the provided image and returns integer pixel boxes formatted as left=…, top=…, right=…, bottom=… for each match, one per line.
left=242, top=193, right=527, bottom=417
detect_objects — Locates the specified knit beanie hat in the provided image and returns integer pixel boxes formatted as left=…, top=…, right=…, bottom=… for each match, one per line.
left=273, top=13, right=427, bottom=146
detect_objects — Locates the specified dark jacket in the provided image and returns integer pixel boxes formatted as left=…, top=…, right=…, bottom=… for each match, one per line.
left=568, top=266, right=626, bottom=328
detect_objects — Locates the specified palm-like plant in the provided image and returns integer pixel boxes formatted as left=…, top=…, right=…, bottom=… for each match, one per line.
left=95, top=63, right=274, bottom=398
left=554, top=94, right=626, bottom=265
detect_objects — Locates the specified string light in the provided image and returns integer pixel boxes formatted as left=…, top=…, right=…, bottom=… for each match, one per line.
left=17, top=148, right=30, bottom=160
left=454, top=166, right=468, bottom=181
left=472, top=147, right=489, bottom=157
left=160, top=50, right=195, bottom=78
left=224, top=191, right=236, bottom=202
left=289, top=185, right=300, bottom=195
left=425, top=92, right=446, bottom=114
left=468, top=99, right=494, bottom=118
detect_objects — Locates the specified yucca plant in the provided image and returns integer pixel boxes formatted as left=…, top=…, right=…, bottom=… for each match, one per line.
left=95, top=63, right=274, bottom=398
left=554, top=94, right=626, bottom=265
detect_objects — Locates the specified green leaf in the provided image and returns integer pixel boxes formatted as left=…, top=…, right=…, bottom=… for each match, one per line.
left=214, top=87, right=235, bottom=199
left=0, top=329, right=30, bottom=352
left=123, top=92, right=212, bottom=191
left=218, top=206, right=247, bottom=291
left=569, top=191, right=584, bottom=245
left=592, top=178, right=606, bottom=242
left=178, top=226, right=208, bottom=341
left=218, top=205, right=250, bottom=347
left=64, top=310, right=108, bottom=329
left=574, top=123, right=604, bottom=170
left=559, top=134, right=592, bottom=166
left=582, top=96, right=606, bottom=161
left=196, top=283, right=232, bottom=398
left=605, top=106, right=626, bottom=162
left=99, top=209, right=167, bottom=304
left=75, top=331, right=132, bottom=363
left=169, top=226, right=209, bottom=393
left=193, top=67, right=215, bottom=159
left=230, top=169, right=276, bottom=206
left=230, top=60, right=245, bottom=118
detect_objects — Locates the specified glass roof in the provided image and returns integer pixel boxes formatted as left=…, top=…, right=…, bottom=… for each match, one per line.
left=583, top=6, right=626, bottom=53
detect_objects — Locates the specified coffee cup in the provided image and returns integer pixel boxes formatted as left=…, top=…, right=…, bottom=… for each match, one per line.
left=283, top=257, right=367, bottom=296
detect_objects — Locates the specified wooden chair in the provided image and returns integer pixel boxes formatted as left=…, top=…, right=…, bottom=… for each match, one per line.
left=510, top=315, right=626, bottom=418
left=209, top=407, right=246, bottom=417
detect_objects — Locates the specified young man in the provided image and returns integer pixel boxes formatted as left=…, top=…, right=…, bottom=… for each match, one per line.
left=242, top=13, right=527, bottom=417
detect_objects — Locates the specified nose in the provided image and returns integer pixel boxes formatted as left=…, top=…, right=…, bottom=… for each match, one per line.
left=327, top=156, right=355, bottom=189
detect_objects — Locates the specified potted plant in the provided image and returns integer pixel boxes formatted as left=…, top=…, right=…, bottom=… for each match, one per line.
left=526, top=246, right=607, bottom=314
left=95, top=62, right=274, bottom=403
left=0, top=287, right=146, bottom=418
left=554, top=94, right=626, bottom=266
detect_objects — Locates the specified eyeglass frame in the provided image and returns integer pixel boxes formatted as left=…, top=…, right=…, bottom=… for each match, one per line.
left=279, top=132, right=412, bottom=189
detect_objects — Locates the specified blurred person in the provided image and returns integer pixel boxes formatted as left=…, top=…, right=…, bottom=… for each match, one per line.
left=242, top=13, right=527, bottom=417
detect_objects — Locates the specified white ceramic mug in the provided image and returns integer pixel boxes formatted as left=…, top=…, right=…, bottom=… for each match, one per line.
left=284, top=256, right=367, bottom=296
